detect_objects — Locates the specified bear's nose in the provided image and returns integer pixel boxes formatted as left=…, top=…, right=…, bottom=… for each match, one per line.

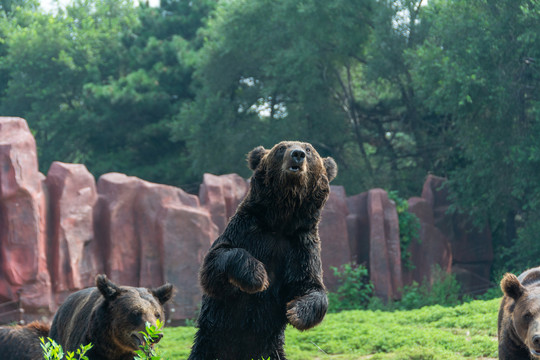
left=291, top=149, right=306, bottom=163
left=533, top=334, right=540, bottom=348
left=154, top=333, right=164, bottom=344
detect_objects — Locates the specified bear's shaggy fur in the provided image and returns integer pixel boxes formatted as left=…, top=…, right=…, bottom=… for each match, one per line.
left=498, top=267, right=540, bottom=359
left=49, top=274, right=173, bottom=360
left=0, top=321, right=50, bottom=360
left=188, top=141, right=337, bottom=360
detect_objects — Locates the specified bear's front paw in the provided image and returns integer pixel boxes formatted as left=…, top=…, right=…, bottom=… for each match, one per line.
left=228, top=258, right=269, bottom=294
left=286, top=291, right=328, bottom=331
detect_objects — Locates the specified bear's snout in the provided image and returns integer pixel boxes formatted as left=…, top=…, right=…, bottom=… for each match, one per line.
left=531, top=334, right=540, bottom=356
left=285, top=147, right=306, bottom=173
left=527, top=320, right=540, bottom=357
left=533, top=334, right=540, bottom=347
left=291, top=149, right=305, bottom=164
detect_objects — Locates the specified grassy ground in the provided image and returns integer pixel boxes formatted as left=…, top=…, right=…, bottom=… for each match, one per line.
left=158, top=298, right=500, bottom=360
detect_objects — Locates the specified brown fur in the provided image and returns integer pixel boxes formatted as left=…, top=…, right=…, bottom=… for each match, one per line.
left=0, top=321, right=50, bottom=360
left=189, top=141, right=337, bottom=360
left=499, top=267, right=540, bottom=359
left=49, top=274, right=173, bottom=360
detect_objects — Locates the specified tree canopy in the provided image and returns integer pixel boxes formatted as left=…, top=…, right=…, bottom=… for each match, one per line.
left=0, top=0, right=539, bottom=274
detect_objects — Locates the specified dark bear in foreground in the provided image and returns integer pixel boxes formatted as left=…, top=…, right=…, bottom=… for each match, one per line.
left=0, top=321, right=50, bottom=360
left=188, top=141, right=338, bottom=360
left=498, top=267, right=540, bottom=359
left=50, top=274, right=173, bottom=360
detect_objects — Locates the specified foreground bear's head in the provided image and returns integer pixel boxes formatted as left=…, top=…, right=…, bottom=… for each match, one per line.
left=499, top=268, right=540, bottom=359
left=248, top=141, right=337, bottom=198
left=50, top=275, right=174, bottom=360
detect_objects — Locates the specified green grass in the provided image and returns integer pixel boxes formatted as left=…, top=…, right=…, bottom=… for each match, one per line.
left=159, top=298, right=500, bottom=360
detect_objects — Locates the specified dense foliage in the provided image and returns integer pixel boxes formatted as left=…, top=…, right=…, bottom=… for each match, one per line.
left=328, top=263, right=374, bottom=312
left=0, top=0, right=539, bottom=276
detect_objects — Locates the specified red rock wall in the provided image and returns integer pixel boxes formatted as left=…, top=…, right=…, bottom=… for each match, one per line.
left=0, top=117, right=494, bottom=322
left=0, top=118, right=52, bottom=312
left=420, top=175, right=493, bottom=294
left=319, top=186, right=351, bottom=290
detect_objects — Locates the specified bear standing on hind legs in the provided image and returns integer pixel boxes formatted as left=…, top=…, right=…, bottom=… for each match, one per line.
left=188, top=141, right=338, bottom=360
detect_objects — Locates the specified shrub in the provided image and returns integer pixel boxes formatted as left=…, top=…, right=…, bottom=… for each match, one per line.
left=41, top=320, right=164, bottom=360
left=368, top=265, right=462, bottom=311
left=40, top=338, right=92, bottom=360
left=328, top=262, right=373, bottom=312
left=134, top=319, right=165, bottom=360
left=400, top=265, right=461, bottom=310
left=388, top=190, right=421, bottom=270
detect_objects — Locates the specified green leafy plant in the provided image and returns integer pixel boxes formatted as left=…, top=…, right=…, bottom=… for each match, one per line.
left=367, top=265, right=462, bottom=311
left=399, top=265, right=462, bottom=310
left=388, top=190, right=421, bottom=270
left=40, top=337, right=92, bottom=360
left=328, top=262, right=373, bottom=312
left=134, top=319, right=165, bottom=360
left=40, top=321, right=166, bottom=360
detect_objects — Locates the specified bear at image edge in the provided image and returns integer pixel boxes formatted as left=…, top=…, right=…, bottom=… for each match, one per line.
left=498, top=266, right=540, bottom=360
left=49, top=274, right=173, bottom=360
left=0, top=321, right=50, bottom=360
left=188, top=141, right=338, bottom=360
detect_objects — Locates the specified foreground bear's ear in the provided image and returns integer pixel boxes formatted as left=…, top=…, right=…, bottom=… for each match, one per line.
left=324, top=157, right=337, bottom=182
left=152, top=283, right=174, bottom=305
left=96, top=274, right=123, bottom=301
left=501, top=273, right=525, bottom=300
left=247, top=146, right=268, bottom=170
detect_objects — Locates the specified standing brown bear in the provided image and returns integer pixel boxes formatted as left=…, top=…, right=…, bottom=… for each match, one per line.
left=50, top=274, right=173, bottom=360
left=0, top=321, right=50, bottom=360
left=498, top=266, right=540, bottom=359
left=188, top=141, right=337, bottom=360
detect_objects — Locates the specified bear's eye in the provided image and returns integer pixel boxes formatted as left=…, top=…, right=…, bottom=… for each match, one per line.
left=155, top=312, right=161, bottom=319
left=129, top=310, right=143, bottom=325
left=305, top=147, right=311, bottom=153
left=524, top=312, right=534, bottom=321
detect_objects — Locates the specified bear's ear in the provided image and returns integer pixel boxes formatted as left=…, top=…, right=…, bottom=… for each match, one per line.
left=96, top=274, right=123, bottom=301
left=501, top=273, right=525, bottom=301
left=152, top=283, right=174, bottom=305
left=247, top=146, right=268, bottom=171
left=323, top=157, right=337, bottom=182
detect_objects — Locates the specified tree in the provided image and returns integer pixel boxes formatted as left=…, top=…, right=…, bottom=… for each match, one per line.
left=0, top=0, right=214, bottom=189
left=0, top=5, right=97, bottom=167
left=79, top=0, right=216, bottom=188
left=174, top=0, right=451, bottom=195
left=410, top=0, right=540, bottom=272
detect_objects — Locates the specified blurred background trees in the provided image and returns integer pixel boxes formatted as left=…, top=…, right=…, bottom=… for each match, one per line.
left=0, top=0, right=539, bottom=275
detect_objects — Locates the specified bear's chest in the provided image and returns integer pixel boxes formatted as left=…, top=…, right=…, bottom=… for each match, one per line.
left=252, top=233, right=290, bottom=278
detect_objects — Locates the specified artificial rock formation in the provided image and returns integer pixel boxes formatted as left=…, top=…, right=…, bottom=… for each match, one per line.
left=319, top=186, right=351, bottom=291
left=421, top=175, right=493, bottom=294
left=367, top=189, right=403, bottom=300
left=402, top=196, right=452, bottom=286
left=198, top=173, right=249, bottom=234
left=94, top=173, right=216, bottom=323
left=346, top=189, right=403, bottom=301
left=0, top=117, right=495, bottom=322
left=0, top=117, right=52, bottom=312
left=46, top=162, right=99, bottom=299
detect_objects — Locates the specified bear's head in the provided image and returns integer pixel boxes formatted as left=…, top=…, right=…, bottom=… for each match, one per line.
left=245, top=141, right=337, bottom=231
left=501, top=272, right=540, bottom=357
left=96, top=275, right=174, bottom=352
left=248, top=141, right=337, bottom=195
